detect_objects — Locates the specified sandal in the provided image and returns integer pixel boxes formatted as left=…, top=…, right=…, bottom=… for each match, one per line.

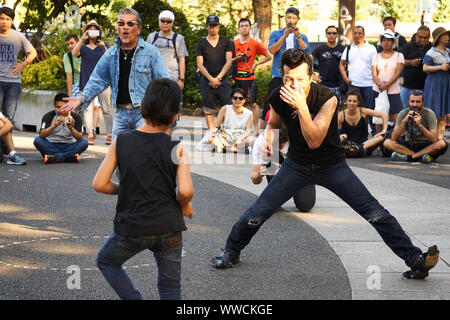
left=88, top=136, right=95, bottom=145
left=105, top=134, right=112, bottom=145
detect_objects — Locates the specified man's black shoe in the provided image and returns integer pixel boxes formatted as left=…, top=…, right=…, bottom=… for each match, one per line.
left=403, top=245, right=439, bottom=279
left=212, top=250, right=240, bottom=269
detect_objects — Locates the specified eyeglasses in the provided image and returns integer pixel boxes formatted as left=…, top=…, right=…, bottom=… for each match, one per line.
left=232, top=96, right=245, bottom=101
left=117, top=21, right=138, bottom=27
left=327, top=32, right=338, bottom=35
left=160, top=19, right=173, bottom=24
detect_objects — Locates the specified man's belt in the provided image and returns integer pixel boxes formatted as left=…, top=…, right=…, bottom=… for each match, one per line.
left=117, top=103, right=137, bottom=110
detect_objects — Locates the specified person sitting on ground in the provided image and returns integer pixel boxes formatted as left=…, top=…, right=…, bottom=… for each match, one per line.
left=0, top=111, right=26, bottom=165
left=251, top=123, right=315, bottom=212
left=197, top=88, right=255, bottom=153
left=338, top=89, right=388, bottom=157
left=383, top=90, right=448, bottom=163
left=33, top=93, right=88, bottom=164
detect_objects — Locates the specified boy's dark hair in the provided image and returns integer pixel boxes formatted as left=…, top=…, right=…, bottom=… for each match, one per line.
left=286, top=7, right=300, bottom=17
left=65, top=34, right=79, bottom=42
left=345, top=88, right=365, bottom=108
left=280, top=48, right=313, bottom=77
left=0, top=7, right=15, bottom=20
left=238, top=18, right=251, bottom=28
left=231, top=87, right=247, bottom=99
left=417, top=25, right=430, bottom=33
left=141, top=78, right=182, bottom=125
left=383, top=16, right=397, bottom=26
left=54, top=92, right=69, bottom=105
left=325, top=25, right=338, bottom=33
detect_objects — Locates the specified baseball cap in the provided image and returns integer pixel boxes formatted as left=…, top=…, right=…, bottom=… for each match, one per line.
left=159, top=10, right=175, bottom=21
left=206, top=15, right=220, bottom=26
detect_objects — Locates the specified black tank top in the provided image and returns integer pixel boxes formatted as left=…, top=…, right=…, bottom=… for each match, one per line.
left=341, top=109, right=368, bottom=144
left=114, top=130, right=186, bottom=236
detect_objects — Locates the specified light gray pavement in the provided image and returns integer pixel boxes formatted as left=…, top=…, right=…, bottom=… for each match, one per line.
left=6, top=116, right=450, bottom=300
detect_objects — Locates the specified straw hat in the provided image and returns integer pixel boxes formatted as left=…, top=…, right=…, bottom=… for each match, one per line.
left=82, top=20, right=103, bottom=35
left=379, top=29, right=398, bottom=49
left=431, top=27, right=449, bottom=46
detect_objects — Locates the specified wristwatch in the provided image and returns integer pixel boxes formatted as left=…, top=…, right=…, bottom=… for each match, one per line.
left=179, top=78, right=185, bottom=82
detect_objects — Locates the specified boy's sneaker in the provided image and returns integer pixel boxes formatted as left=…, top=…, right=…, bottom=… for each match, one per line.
left=391, top=152, right=408, bottom=162
left=403, top=245, right=440, bottom=280
left=44, top=154, right=58, bottom=164
left=66, top=154, right=80, bottom=163
left=6, top=153, right=26, bottom=165
left=212, top=250, right=240, bottom=269
left=421, top=154, right=433, bottom=163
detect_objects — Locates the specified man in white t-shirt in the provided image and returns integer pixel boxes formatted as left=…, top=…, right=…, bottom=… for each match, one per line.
left=339, top=26, right=376, bottom=108
left=0, top=111, right=25, bottom=165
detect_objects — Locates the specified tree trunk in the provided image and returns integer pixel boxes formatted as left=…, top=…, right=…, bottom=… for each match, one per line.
left=338, top=0, right=355, bottom=45
left=252, top=0, right=271, bottom=49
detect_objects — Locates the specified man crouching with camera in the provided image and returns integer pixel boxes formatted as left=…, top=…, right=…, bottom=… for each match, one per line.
left=383, top=89, right=448, bottom=163
left=33, top=93, right=88, bottom=164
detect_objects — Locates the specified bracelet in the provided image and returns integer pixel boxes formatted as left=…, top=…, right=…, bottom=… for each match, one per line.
left=179, top=79, right=185, bottom=82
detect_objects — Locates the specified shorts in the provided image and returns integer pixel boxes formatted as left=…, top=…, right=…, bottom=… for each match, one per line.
left=200, top=76, right=232, bottom=114
left=261, top=77, right=283, bottom=121
left=397, top=136, right=448, bottom=160
left=235, top=79, right=257, bottom=104
left=370, top=91, right=403, bottom=115
left=326, top=86, right=344, bottom=106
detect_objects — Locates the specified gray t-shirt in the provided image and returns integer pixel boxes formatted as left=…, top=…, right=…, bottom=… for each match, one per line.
left=0, top=29, right=34, bottom=83
left=40, top=110, right=83, bottom=144
left=396, top=107, right=437, bottom=143
left=146, top=31, right=188, bottom=81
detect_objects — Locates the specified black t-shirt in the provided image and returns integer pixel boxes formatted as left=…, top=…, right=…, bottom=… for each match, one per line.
left=196, top=36, right=234, bottom=78
left=269, top=82, right=345, bottom=165
left=401, top=41, right=432, bottom=90
left=116, top=47, right=136, bottom=105
left=115, top=130, right=186, bottom=236
left=312, top=44, right=345, bottom=87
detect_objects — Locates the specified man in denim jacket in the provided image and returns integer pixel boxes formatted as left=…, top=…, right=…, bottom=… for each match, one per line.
left=62, top=8, right=169, bottom=138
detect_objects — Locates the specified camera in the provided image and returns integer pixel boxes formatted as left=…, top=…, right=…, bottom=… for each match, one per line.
left=61, top=116, right=72, bottom=124
left=287, top=22, right=293, bottom=29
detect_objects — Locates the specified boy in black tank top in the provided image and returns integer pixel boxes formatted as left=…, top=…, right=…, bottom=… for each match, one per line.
left=93, top=79, right=193, bottom=300
left=212, top=49, right=440, bottom=280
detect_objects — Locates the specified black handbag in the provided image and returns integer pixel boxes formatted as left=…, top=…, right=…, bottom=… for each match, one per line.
left=339, top=45, right=351, bottom=95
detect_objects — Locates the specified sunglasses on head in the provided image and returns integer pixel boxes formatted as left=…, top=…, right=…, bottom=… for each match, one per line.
left=232, top=96, right=245, bottom=101
left=160, top=19, right=173, bottom=24
left=117, top=21, right=138, bottom=27
left=327, top=32, right=338, bottom=35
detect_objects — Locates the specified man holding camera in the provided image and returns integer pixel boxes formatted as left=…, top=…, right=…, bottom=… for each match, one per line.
left=383, top=90, right=447, bottom=163
left=400, top=26, right=432, bottom=108
left=33, top=93, right=88, bottom=164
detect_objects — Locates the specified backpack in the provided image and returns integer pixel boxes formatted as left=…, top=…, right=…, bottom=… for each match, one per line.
left=151, top=31, right=179, bottom=62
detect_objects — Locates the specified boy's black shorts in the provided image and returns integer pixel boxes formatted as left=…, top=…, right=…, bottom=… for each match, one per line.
left=235, top=79, right=257, bottom=105
left=200, top=76, right=232, bottom=114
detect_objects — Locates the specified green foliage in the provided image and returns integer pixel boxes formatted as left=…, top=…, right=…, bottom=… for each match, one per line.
left=380, top=0, right=420, bottom=23
left=433, top=0, right=450, bottom=23
left=22, top=48, right=66, bottom=90
left=254, top=67, right=272, bottom=108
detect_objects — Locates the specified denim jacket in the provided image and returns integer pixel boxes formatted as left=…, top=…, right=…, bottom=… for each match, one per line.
left=77, top=37, right=169, bottom=111
left=269, top=28, right=310, bottom=78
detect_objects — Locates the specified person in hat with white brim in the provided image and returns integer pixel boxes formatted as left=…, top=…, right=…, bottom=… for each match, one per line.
left=72, top=19, right=114, bottom=146
left=423, top=27, right=450, bottom=139
left=370, top=29, right=405, bottom=133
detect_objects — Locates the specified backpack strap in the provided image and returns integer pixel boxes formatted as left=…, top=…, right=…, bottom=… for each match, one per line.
left=151, top=31, right=159, bottom=44
left=67, top=51, right=75, bottom=84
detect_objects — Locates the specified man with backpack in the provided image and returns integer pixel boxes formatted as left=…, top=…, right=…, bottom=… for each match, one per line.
left=147, top=10, right=188, bottom=134
left=63, top=34, right=81, bottom=97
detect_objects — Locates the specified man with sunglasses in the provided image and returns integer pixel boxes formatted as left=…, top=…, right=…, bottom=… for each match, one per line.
left=311, top=25, right=345, bottom=106
left=61, top=8, right=168, bottom=138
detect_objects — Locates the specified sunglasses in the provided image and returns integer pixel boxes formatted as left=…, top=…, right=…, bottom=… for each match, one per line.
left=232, top=96, right=245, bottom=101
left=160, top=19, right=173, bottom=24
left=117, top=21, right=138, bottom=27
left=327, top=32, right=338, bottom=35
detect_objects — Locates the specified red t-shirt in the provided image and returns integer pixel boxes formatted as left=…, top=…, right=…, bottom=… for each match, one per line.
left=233, top=38, right=267, bottom=80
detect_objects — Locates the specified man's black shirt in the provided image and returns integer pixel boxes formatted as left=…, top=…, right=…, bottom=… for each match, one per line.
left=117, top=47, right=136, bottom=105
left=401, top=41, right=432, bottom=90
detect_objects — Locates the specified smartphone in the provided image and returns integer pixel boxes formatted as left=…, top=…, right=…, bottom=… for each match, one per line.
left=88, top=29, right=100, bottom=37
left=287, top=22, right=293, bottom=29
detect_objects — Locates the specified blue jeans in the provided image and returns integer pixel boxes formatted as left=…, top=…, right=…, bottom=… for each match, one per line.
left=97, top=231, right=183, bottom=300
left=112, top=108, right=145, bottom=139
left=225, top=157, right=422, bottom=268
left=0, top=81, right=20, bottom=123
left=33, top=137, right=88, bottom=162
left=400, top=87, right=414, bottom=109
